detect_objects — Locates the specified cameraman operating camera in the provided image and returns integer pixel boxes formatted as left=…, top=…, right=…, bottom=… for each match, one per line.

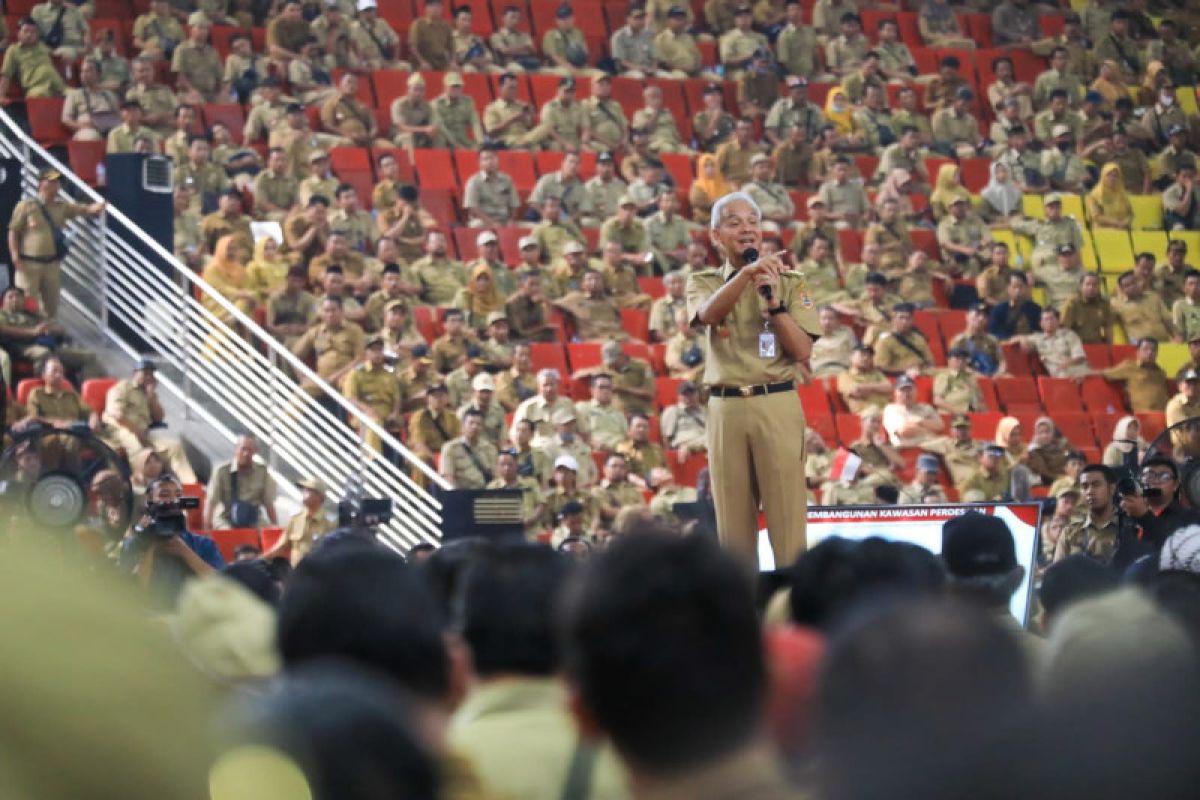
left=1116, top=458, right=1200, bottom=559
left=118, top=474, right=224, bottom=606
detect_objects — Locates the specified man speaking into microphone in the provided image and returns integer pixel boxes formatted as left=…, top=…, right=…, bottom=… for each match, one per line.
left=687, top=192, right=821, bottom=569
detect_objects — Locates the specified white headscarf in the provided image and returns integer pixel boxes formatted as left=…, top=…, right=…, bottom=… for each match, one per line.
left=980, top=162, right=1023, bottom=218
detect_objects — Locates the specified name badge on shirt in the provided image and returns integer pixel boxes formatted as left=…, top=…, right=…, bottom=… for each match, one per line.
left=759, top=331, right=777, bottom=358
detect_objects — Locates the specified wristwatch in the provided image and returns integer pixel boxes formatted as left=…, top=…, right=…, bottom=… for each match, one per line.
left=768, top=304, right=788, bottom=316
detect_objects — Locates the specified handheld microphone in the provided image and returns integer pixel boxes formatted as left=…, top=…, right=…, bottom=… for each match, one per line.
left=742, top=247, right=772, bottom=302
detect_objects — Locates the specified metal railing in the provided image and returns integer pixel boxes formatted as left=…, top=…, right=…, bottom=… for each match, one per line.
left=0, top=112, right=447, bottom=551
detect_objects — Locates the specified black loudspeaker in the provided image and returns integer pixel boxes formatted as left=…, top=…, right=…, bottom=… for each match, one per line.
left=0, top=158, right=23, bottom=286
left=439, top=489, right=525, bottom=543
left=101, top=154, right=174, bottom=353
left=103, top=154, right=173, bottom=254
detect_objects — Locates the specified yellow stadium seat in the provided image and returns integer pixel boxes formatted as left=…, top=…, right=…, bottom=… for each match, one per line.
left=1022, top=195, right=1044, bottom=219
left=1113, top=323, right=1128, bottom=344
left=1130, top=195, right=1164, bottom=230
left=1092, top=228, right=1134, bottom=272
left=1173, top=231, right=1200, bottom=255
left=1031, top=286, right=1047, bottom=307
left=1069, top=0, right=1086, bottom=9
left=1079, top=228, right=1099, bottom=270
left=1060, top=193, right=1086, bottom=225
left=992, top=229, right=1031, bottom=263
left=1132, top=230, right=1170, bottom=262
left=1159, top=343, right=1190, bottom=378
left=1178, top=87, right=1199, bottom=117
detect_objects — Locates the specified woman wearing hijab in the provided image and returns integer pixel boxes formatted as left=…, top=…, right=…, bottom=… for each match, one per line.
left=688, top=153, right=733, bottom=224
left=202, top=235, right=257, bottom=323
left=929, top=163, right=972, bottom=221
left=129, top=447, right=164, bottom=516
left=917, top=0, right=974, bottom=49
left=1086, top=163, right=1133, bottom=229
left=1103, top=415, right=1149, bottom=469
left=1026, top=417, right=1072, bottom=485
left=244, top=236, right=290, bottom=304
left=991, top=415, right=1039, bottom=499
left=452, top=263, right=504, bottom=332
left=823, top=88, right=867, bottom=152
left=979, top=162, right=1024, bottom=227
left=875, top=168, right=917, bottom=219
left=1089, top=59, right=1129, bottom=109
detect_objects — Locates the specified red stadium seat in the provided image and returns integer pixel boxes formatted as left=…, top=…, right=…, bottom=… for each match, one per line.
left=837, top=229, right=862, bottom=263
left=656, top=376, right=683, bottom=409
left=976, top=376, right=1001, bottom=412
left=959, top=158, right=991, bottom=193
left=895, top=11, right=921, bottom=45
left=529, top=342, right=570, bottom=377
left=638, top=276, right=665, bottom=299
left=567, top=342, right=602, bottom=372
left=1001, top=341, right=1041, bottom=376
left=181, top=483, right=206, bottom=532
left=1081, top=376, right=1129, bottom=414
left=807, top=413, right=838, bottom=447
left=968, top=412, right=1004, bottom=442
left=621, top=307, right=650, bottom=342
left=1037, top=377, right=1082, bottom=410
left=963, top=13, right=993, bottom=48
left=374, top=69, right=411, bottom=108
left=1135, top=412, right=1167, bottom=445
left=1083, top=344, right=1111, bottom=369
left=671, top=451, right=708, bottom=489
left=835, top=413, right=862, bottom=445
left=208, top=528, right=262, bottom=562
left=412, top=306, right=440, bottom=342
left=81, top=378, right=118, bottom=415
left=260, top=527, right=286, bottom=556
left=649, top=343, right=667, bottom=374
left=609, top=76, right=644, bottom=118
left=412, top=148, right=458, bottom=189
left=68, top=140, right=106, bottom=186
left=1053, top=412, right=1098, bottom=450
left=16, top=378, right=44, bottom=407
left=421, top=188, right=459, bottom=226
left=202, top=103, right=245, bottom=144
left=27, top=97, right=69, bottom=147
left=798, top=381, right=832, bottom=417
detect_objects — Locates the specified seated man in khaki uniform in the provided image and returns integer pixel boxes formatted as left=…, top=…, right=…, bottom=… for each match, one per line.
left=874, top=302, right=935, bottom=376
left=101, top=359, right=198, bottom=483
left=836, top=343, right=893, bottom=414
left=265, top=478, right=333, bottom=567
left=553, top=269, right=627, bottom=342
left=204, top=435, right=279, bottom=529
left=291, top=295, right=366, bottom=398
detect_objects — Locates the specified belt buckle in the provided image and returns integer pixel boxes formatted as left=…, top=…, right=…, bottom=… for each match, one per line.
left=739, top=385, right=753, bottom=397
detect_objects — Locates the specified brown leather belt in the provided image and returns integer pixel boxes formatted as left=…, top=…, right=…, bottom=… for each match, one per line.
left=709, top=380, right=795, bottom=398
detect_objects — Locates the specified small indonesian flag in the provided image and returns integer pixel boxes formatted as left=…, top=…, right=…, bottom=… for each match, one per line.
left=829, top=448, right=862, bottom=483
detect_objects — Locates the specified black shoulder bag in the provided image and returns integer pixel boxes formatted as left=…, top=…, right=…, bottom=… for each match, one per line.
left=44, top=5, right=66, bottom=49
left=229, top=469, right=261, bottom=528
left=35, top=200, right=70, bottom=261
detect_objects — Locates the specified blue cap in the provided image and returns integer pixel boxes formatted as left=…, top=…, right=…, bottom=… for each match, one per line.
left=555, top=4, right=573, bottom=18
left=1084, top=90, right=1103, bottom=103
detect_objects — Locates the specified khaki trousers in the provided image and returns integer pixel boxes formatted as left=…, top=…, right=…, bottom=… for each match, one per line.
left=105, top=425, right=198, bottom=484
left=15, top=259, right=62, bottom=318
left=707, top=389, right=807, bottom=569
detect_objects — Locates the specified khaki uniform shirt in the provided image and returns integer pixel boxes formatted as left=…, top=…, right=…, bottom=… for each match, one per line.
left=875, top=330, right=934, bottom=373
left=531, top=219, right=585, bottom=262
left=1057, top=513, right=1119, bottom=562
left=488, top=27, right=533, bottom=68
left=692, top=110, right=735, bottom=153
left=457, top=401, right=506, bottom=447
left=544, top=487, right=598, bottom=531
left=775, top=23, right=816, bottom=78
left=440, top=436, right=499, bottom=489
left=1103, top=359, right=1171, bottom=413
left=495, top=368, right=536, bottom=411
left=174, top=209, right=203, bottom=257
left=409, top=17, right=453, bottom=69
left=541, top=26, right=588, bottom=68
left=575, top=399, right=629, bottom=452
left=124, top=83, right=175, bottom=132
left=825, top=32, right=869, bottom=74
left=1112, top=294, right=1173, bottom=343
left=540, top=436, right=598, bottom=487
left=171, top=41, right=221, bottom=99
left=630, top=106, right=685, bottom=153
left=206, top=462, right=277, bottom=528
left=1033, top=68, right=1083, bottom=109
left=931, top=108, right=981, bottom=147
left=718, top=28, right=768, bottom=68
left=582, top=97, right=628, bottom=152
left=1029, top=329, right=1088, bottom=378
left=102, top=379, right=154, bottom=433
left=1, top=42, right=64, bottom=98
left=350, top=17, right=400, bottom=67
left=592, top=480, right=646, bottom=526
left=540, top=97, right=586, bottom=149
left=510, top=394, right=577, bottom=447
left=949, top=331, right=1003, bottom=371
left=837, top=367, right=891, bottom=414
left=133, top=12, right=183, bottom=56
left=958, top=467, right=1009, bottom=502
left=432, top=94, right=483, bottom=150
left=611, top=25, right=655, bottom=70
left=412, top=257, right=467, bottom=308
left=408, top=407, right=460, bottom=454
left=10, top=197, right=89, bottom=261
left=1172, top=297, right=1200, bottom=344
left=483, top=97, right=534, bottom=148
left=463, top=171, right=519, bottom=224
left=933, top=369, right=983, bottom=413
left=810, top=324, right=854, bottom=375
left=291, top=320, right=365, bottom=378
left=686, top=263, right=821, bottom=387
left=582, top=176, right=627, bottom=224
left=105, top=122, right=161, bottom=154
left=297, top=175, right=339, bottom=209
left=486, top=476, right=544, bottom=534
left=645, top=213, right=692, bottom=268
left=283, top=509, right=334, bottom=566
left=529, top=171, right=584, bottom=218
left=391, top=96, right=436, bottom=147
left=556, top=291, right=625, bottom=341
left=609, top=357, right=655, bottom=416
left=1156, top=263, right=1190, bottom=310
left=1014, top=215, right=1085, bottom=269
left=742, top=180, right=794, bottom=221
left=599, top=217, right=649, bottom=255
left=649, top=295, right=687, bottom=339
left=817, top=178, right=868, bottom=220
left=327, top=208, right=375, bottom=254
left=772, top=140, right=815, bottom=188
left=27, top=385, right=89, bottom=421
left=176, top=160, right=229, bottom=200
left=923, top=437, right=983, bottom=487
left=615, top=439, right=667, bottom=481
left=1060, top=294, right=1112, bottom=343
left=62, top=87, right=120, bottom=132
left=654, top=29, right=700, bottom=73
left=266, top=16, right=311, bottom=56
left=661, top=403, right=707, bottom=451
left=343, top=362, right=399, bottom=420
left=714, top=139, right=765, bottom=186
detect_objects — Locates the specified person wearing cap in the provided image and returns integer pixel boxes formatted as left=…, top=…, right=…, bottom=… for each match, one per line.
left=629, top=84, right=692, bottom=157
left=266, top=0, right=312, bottom=65
left=936, top=195, right=992, bottom=277
left=898, top=454, right=949, bottom=505
left=993, top=126, right=1046, bottom=194
left=1163, top=159, right=1200, bottom=232
left=741, top=154, right=795, bottom=233
left=661, top=380, right=708, bottom=458
left=268, top=101, right=334, bottom=178
left=462, top=147, right=519, bottom=230
left=542, top=4, right=591, bottom=76
left=169, top=13, right=220, bottom=103
left=918, top=413, right=982, bottom=488
left=342, top=333, right=401, bottom=451
left=389, top=71, right=439, bottom=148
left=598, top=194, right=652, bottom=262
left=350, top=0, right=403, bottom=70
left=1039, top=126, right=1088, bottom=194
left=525, top=76, right=588, bottom=151
left=1154, top=126, right=1197, bottom=191
left=882, top=374, right=943, bottom=449
left=540, top=408, right=598, bottom=488
left=530, top=196, right=586, bottom=265
left=688, top=191, right=822, bottom=564
left=579, top=76, right=629, bottom=156
left=297, top=150, right=341, bottom=210
left=874, top=303, right=935, bottom=376
left=931, top=87, right=983, bottom=158
left=1166, top=370, right=1200, bottom=454
left=267, top=265, right=319, bottom=348
left=378, top=295, right=424, bottom=354
left=392, top=343, right=434, bottom=411
left=270, top=478, right=333, bottom=567
left=1101, top=336, right=1172, bottom=413
left=591, top=452, right=648, bottom=531
left=736, top=48, right=780, bottom=119
left=409, top=231, right=468, bottom=309
left=407, top=381, right=461, bottom=479
left=774, top=2, right=817, bottom=79
left=8, top=170, right=105, bottom=319
left=529, top=151, right=586, bottom=222
left=1013, top=194, right=1085, bottom=276
left=320, top=73, right=388, bottom=149
left=610, top=5, right=659, bottom=79
left=105, top=100, right=158, bottom=155
left=132, top=0, right=184, bottom=61
left=717, top=5, right=768, bottom=78
left=432, top=72, right=485, bottom=151
left=439, top=408, right=500, bottom=490
left=1112, top=270, right=1176, bottom=346
left=1161, top=241, right=1195, bottom=312
left=455, top=370, right=502, bottom=443
left=488, top=5, right=537, bottom=72
left=554, top=269, right=627, bottom=341
left=1046, top=453, right=1086, bottom=513
left=407, top=0, right=451, bottom=70
left=286, top=35, right=341, bottom=107
left=653, top=5, right=707, bottom=79
left=957, top=445, right=1010, bottom=503
left=1019, top=306, right=1089, bottom=379
left=692, top=83, right=736, bottom=154
left=930, top=347, right=985, bottom=415
left=486, top=447, right=547, bottom=536
left=544, top=455, right=598, bottom=533
left=101, top=360, right=198, bottom=484
left=945, top=304, right=1003, bottom=375
left=481, top=72, right=536, bottom=150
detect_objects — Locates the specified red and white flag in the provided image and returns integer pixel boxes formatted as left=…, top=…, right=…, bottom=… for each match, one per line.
left=829, top=448, right=862, bottom=483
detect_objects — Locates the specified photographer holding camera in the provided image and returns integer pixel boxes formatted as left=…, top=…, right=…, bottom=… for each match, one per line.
left=1115, top=458, right=1200, bottom=561
left=118, top=474, right=224, bottom=606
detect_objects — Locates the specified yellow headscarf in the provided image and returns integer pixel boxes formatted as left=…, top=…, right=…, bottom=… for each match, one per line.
left=245, top=236, right=289, bottom=298
left=693, top=153, right=732, bottom=203
left=930, top=163, right=971, bottom=211
left=204, top=235, right=247, bottom=288
left=824, top=88, right=855, bottom=136
left=1088, top=163, right=1131, bottom=222
left=465, top=263, right=503, bottom=317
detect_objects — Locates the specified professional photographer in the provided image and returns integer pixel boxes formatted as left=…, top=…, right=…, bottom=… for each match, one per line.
left=1116, top=458, right=1200, bottom=559
left=118, top=474, right=224, bottom=606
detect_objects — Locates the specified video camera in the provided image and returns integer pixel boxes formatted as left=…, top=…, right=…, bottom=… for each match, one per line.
left=139, top=496, right=201, bottom=538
